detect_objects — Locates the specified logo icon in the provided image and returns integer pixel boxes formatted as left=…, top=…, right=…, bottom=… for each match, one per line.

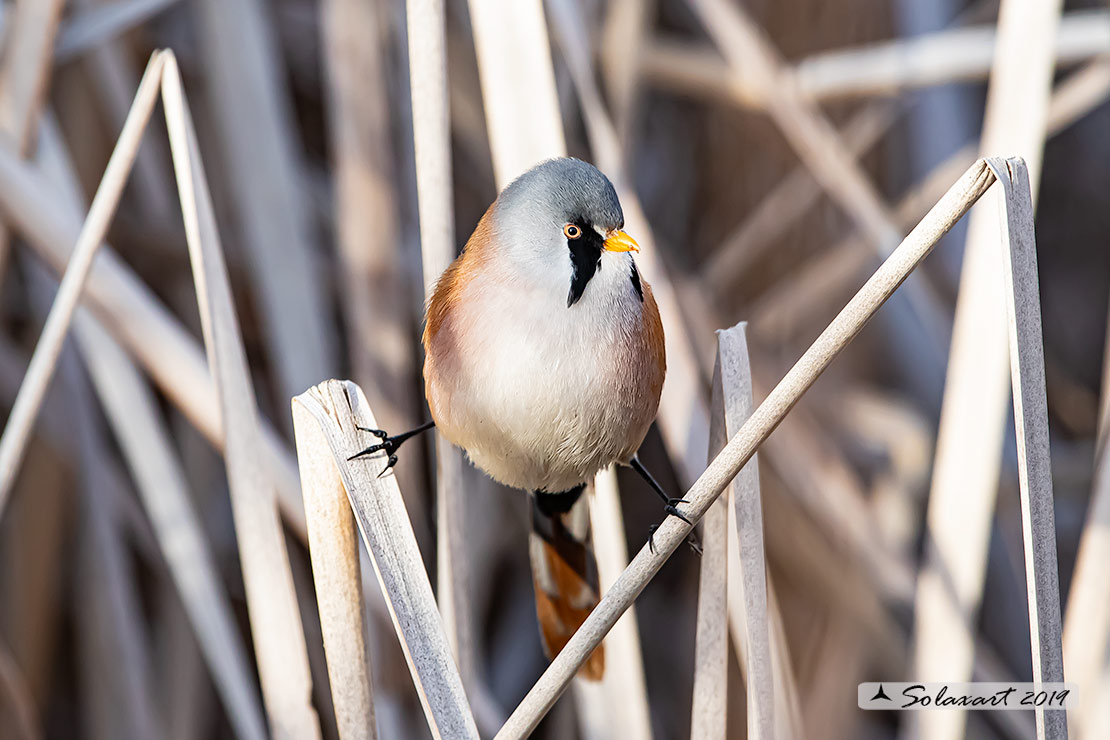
left=871, top=684, right=892, bottom=702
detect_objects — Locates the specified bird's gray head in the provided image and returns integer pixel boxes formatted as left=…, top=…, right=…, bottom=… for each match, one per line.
left=490, top=158, right=641, bottom=307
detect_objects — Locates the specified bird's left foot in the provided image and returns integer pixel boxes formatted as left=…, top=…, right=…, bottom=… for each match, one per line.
left=648, top=512, right=705, bottom=559
left=628, top=455, right=700, bottom=555
left=647, top=518, right=703, bottom=557
left=664, top=498, right=691, bottom=518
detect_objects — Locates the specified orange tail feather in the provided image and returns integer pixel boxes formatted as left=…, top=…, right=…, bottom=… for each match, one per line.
left=528, top=493, right=605, bottom=681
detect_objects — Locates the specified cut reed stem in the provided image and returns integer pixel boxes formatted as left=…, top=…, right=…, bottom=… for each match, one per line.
left=988, top=156, right=1066, bottom=740
left=292, top=380, right=478, bottom=740
left=294, top=394, right=377, bottom=740
left=162, top=52, right=322, bottom=739
left=908, top=2, right=1062, bottom=737
left=710, top=323, right=774, bottom=740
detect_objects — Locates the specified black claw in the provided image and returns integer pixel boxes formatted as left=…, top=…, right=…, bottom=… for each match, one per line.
left=356, top=426, right=389, bottom=439
left=664, top=504, right=692, bottom=526
left=646, top=504, right=702, bottom=556
left=377, top=455, right=399, bottom=478
left=646, top=520, right=701, bottom=556
left=347, top=441, right=387, bottom=461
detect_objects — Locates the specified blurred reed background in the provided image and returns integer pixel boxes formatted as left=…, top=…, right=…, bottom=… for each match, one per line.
left=0, top=0, right=1107, bottom=739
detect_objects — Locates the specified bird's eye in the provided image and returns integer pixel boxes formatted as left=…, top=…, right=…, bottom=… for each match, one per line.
left=563, top=223, right=582, bottom=239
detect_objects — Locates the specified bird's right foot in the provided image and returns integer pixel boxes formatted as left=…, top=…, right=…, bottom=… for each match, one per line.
left=348, top=420, right=436, bottom=476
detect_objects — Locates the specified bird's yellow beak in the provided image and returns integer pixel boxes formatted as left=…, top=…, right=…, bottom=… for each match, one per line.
left=604, top=229, right=640, bottom=253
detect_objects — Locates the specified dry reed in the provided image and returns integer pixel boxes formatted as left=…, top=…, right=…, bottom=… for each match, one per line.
left=0, top=4, right=1101, bottom=740
left=292, top=380, right=478, bottom=740
left=908, top=2, right=1062, bottom=739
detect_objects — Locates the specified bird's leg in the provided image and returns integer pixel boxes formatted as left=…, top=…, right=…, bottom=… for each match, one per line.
left=348, top=420, right=436, bottom=476
left=629, top=455, right=688, bottom=511
left=629, top=456, right=702, bottom=556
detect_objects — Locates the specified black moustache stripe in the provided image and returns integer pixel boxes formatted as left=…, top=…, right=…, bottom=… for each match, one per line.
left=567, top=226, right=603, bottom=307
left=566, top=227, right=644, bottom=307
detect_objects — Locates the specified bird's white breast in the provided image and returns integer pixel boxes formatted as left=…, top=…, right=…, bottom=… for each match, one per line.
left=427, top=252, right=658, bottom=492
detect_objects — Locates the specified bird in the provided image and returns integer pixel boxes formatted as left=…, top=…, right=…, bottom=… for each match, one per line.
left=350, top=157, right=688, bottom=679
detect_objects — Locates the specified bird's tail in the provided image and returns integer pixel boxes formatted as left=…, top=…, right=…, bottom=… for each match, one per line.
left=528, top=487, right=605, bottom=681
